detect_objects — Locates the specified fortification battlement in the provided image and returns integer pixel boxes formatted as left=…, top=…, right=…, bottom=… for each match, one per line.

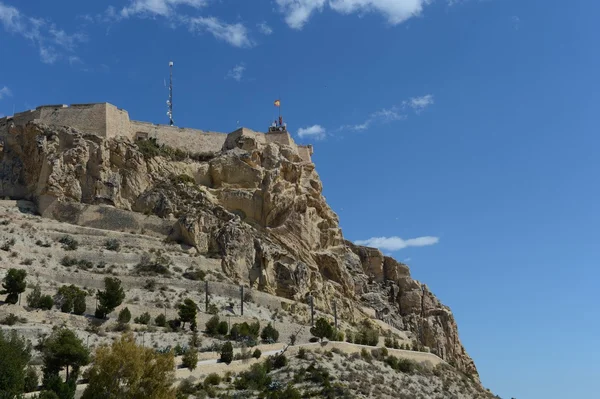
left=0, top=102, right=313, bottom=162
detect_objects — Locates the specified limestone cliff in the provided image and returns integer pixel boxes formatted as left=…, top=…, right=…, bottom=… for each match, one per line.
left=0, top=121, right=479, bottom=380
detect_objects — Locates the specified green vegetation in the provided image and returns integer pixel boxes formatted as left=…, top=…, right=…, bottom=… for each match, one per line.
left=27, top=284, right=54, bottom=310
left=95, top=277, right=125, bottom=319
left=182, top=349, right=198, bottom=371
left=56, top=285, right=87, bottom=315
left=104, top=238, right=121, bottom=252
left=0, top=330, right=32, bottom=397
left=261, top=322, right=280, bottom=343
left=58, top=235, right=78, bottom=251
left=220, top=341, right=234, bottom=365
left=310, top=317, right=334, bottom=342
left=177, top=298, right=197, bottom=329
left=155, top=313, right=167, bottom=327
left=39, top=328, right=90, bottom=398
left=134, top=312, right=151, bottom=325
left=1, top=268, right=27, bottom=304
left=182, top=268, right=206, bottom=281
left=82, top=333, right=176, bottom=399
left=1, top=238, right=16, bottom=251
left=118, top=307, right=131, bottom=324
left=135, top=253, right=171, bottom=276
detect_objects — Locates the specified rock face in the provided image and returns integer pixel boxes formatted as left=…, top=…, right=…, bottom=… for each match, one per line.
left=0, top=121, right=479, bottom=380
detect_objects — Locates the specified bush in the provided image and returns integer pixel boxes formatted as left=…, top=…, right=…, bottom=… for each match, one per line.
left=135, top=253, right=171, bottom=276
left=182, top=349, right=198, bottom=371
left=35, top=240, right=52, bottom=248
left=297, top=348, right=306, bottom=359
left=26, top=283, right=42, bottom=308
left=217, top=321, right=228, bottom=336
left=182, top=269, right=206, bottom=281
left=73, top=295, right=86, bottom=315
left=205, top=315, right=220, bottom=336
left=310, top=317, right=334, bottom=342
left=58, top=235, right=78, bottom=251
left=252, top=349, right=262, bottom=359
left=134, top=312, right=151, bottom=325
left=118, top=307, right=131, bottom=324
left=36, top=391, right=60, bottom=399
left=207, top=303, right=219, bottom=315
left=38, top=295, right=54, bottom=310
left=155, top=313, right=166, bottom=327
left=271, top=354, right=287, bottom=369
left=360, top=348, right=372, bottom=362
left=104, top=239, right=121, bottom=252
left=289, top=333, right=297, bottom=346
left=172, top=174, right=195, bottom=185
left=260, top=323, right=279, bottom=343
left=24, top=366, right=38, bottom=392
left=204, top=373, right=221, bottom=386
left=220, top=341, right=233, bottom=365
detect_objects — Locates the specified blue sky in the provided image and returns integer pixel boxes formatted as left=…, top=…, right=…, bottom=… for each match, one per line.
left=1, top=1, right=599, bottom=397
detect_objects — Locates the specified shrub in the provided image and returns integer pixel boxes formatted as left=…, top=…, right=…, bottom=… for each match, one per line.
left=96, top=277, right=125, bottom=319
left=24, top=366, right=39, bottom=392
left=204, top=373, right=221, bottom=386
left=217, top=321, right=228, bottom=336
left=310, top=317, right=334, bottom=342
left=271, top=354, right=287, bottom=369
left=360, top=348, right=372, bottom=362
left=205, top=315, right=220, bottom=336
left=38, top=295, right=54, bottom=310
left=182, top=269, right=206, bottom=281
left=220, top=341, right=233, bottom=365
left=118, top=307, right=131, bottom=324
left=1, top=238, right=16, bottom=251
left=58, top=235, right=78, bottom=251
left=35, top=240, right=52, bottom=248
left=104, top=239, right=121, bottom=252
left=56, top=285, right=87, bottom=314
left=134, top=312, right=151, bottom=325
left=155, top=313, right=166, bottom=327
left=260, top=323, right=279, bottom=343
left=73, top=295, right=86, bottom=315
left=207, top=303, right=219, bottom=315
left=289, top=333, right=297, bottom=346
left=252, top=349, right=262, bottom=359
left=177, top=298, right=197, bottom=329
left=182, top=349, right=198, bottom=371
left=20, top=258, right=33, bottom=266
left=135, top=253, right=171, bottom=276
left=297, top=348, right=307, bottom=359
left=26, top=283, right=42, bottom=308
left=172, top=174, right=195, bottom=185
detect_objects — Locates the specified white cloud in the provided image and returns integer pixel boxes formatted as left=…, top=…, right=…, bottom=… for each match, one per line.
left=355, top=236, right=439, bottom=251
left=187, top=17, right=254, bottom=47
left=257, top=21, right=273, bottom=35
left=404, top=94, right=434, bottom=113
left=120, top=0, right=207, bottom=18
left=276, top=0, right=326, bottom=29
left=0, top=86, right=12, bottom=100
left=226, top=63, right=246, bottom=82
left=339, top=105, right=407, bottom=132
left=0, top=2, right=85, bottom=64
left=68, top=55, right=83, bottom=65
left=276, top=0, right=435, bottom=29
left=298, top=124, right=326, bottom=139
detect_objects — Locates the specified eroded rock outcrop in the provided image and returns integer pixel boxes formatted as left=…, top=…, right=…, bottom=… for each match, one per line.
left=0, top=121, right=479, bottom=380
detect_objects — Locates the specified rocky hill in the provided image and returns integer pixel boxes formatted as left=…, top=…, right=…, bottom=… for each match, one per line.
left=0, top=120, right=486, bottom=396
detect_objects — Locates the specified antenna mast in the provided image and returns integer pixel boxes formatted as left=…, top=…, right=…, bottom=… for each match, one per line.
left=167, top=61, right=174, bottom=126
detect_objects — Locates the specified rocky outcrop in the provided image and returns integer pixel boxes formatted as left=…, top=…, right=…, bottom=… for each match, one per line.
left=0, top=121, right=480, bottom=380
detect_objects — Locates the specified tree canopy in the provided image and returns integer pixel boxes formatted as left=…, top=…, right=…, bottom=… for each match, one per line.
left=81, top=333, right=176, bottom=399
left=2, top=268, right=27, bottom=304
left=177, top=298, right=197, bottom=329
left=96, top=277, right=125, bottom=319
left=310, top=318, right=334, bottom=342
left=0, top=330, right=31, bottom=397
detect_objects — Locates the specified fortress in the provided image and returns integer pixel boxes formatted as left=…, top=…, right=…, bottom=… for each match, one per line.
left=0, top=102, right=314, bottom=162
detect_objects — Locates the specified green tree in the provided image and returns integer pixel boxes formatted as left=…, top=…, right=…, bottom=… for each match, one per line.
left=0, top=330, right=31, bottom=397
left=310, top=318, right=334, bottom=342
left=205, top=315, right=220, bottom=336
left=2, top=268, right=27, bottom=304
left=217, top=321, right=228, bottom=336
left=155, top=313, right=166, bottom=327
left=36, top=391, right=60, bottom=399
left=96, top=277, right=125, bottom=319
left=134, top=312, right=151, bottom=325
left=118, top=307, right=131, bottom=324
left=39, top=295, right=54, bottom=310
left=56, top=285, right=87, bottom=314
left=260, top=323, right=279, bottom=343
left=27, top=283, right=42, bottom=308
left=73, top=294, right=86, bottom=315
left=182, top=349, right=198, bottom=371
left=220, top=341, right=233, bottom=365
left=24, top=365, right=39, bottom=392
left=177, top=298, right=197, bottom=329
left=81, top=333, right=176, bottom=399
left=39, top=328, right=90, bottom=397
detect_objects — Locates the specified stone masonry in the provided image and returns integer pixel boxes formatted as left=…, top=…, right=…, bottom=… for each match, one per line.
left=0, top=102, right=313, bottom=162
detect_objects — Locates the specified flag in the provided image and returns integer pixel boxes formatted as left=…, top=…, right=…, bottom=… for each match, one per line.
left=274, top=100, right=281, bottom=107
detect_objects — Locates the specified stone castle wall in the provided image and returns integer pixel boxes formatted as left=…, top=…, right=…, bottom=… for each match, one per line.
left=0, top=103, right=313, bottom=162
